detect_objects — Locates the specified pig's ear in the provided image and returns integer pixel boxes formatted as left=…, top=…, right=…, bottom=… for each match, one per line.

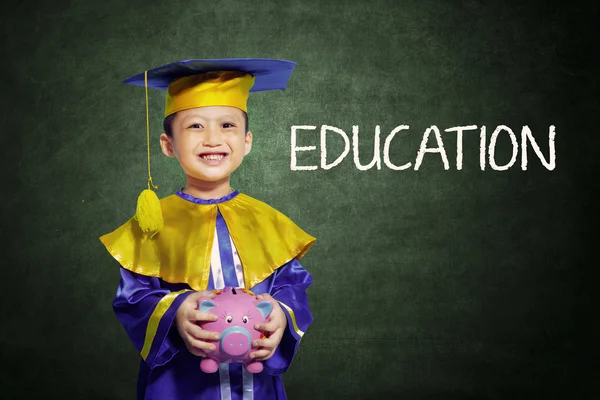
left=199, top=299, right=217, bottom=312
left=255, top=301, right=273, bottom=318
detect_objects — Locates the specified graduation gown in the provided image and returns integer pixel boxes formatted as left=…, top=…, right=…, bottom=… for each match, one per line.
left=100, top=190, right=316, bottom=400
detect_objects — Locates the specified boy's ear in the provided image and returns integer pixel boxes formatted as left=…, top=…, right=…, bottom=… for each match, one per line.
left=244, top=131, right=253, bottom=156
left=160, top=133, right=176, bottom=158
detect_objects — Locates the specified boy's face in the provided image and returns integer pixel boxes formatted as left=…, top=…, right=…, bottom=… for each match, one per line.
left=160, top=106, right=252, bottom=183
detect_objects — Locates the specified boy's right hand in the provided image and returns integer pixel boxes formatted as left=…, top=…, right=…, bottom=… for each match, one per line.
left=175, top=291, right=220, bottom=357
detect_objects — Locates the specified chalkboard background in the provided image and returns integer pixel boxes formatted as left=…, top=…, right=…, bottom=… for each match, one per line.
left=2, top=0, right=597, bottom=399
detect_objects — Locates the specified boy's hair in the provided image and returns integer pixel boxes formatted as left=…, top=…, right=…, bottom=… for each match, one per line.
left=163, top=111, right=249, bottom=137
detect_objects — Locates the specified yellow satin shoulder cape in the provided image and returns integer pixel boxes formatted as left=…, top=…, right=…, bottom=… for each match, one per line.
left=99, top=192, right=316, bottom=291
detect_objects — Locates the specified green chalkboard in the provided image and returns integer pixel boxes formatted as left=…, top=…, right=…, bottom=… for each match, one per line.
left=1, top=0, right=597, bottom=399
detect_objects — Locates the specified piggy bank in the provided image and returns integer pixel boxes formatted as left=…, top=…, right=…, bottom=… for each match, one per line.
left=197, top=287, right=273, bottom=374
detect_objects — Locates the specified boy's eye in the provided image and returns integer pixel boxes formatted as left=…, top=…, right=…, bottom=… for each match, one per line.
left=188, top=123, right=203, bottom=129
left=222, top=122, right=235, bottom=128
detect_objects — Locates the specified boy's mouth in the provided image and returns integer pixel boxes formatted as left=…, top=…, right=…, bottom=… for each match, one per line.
left=198, top=152, right=228, bottom=163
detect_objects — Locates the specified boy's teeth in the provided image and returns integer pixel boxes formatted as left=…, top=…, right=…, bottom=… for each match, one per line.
left=201, top=154, right=224, bottom=160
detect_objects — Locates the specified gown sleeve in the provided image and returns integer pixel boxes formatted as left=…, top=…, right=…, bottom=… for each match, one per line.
left=263, top=258, right=314, bottom=375
left=112, top=266, right=194, bottom=369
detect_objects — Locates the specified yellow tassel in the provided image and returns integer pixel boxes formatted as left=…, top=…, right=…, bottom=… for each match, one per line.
left=135, top=189, right=164, bottom=235
left=133, top=71, right=163, bottom=236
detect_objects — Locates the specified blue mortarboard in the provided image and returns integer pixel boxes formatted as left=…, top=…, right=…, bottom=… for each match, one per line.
left=123, top=58, right=296, bottom=91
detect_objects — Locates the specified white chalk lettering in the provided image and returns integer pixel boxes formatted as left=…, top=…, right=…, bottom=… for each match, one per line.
left=290, top=125, right=318, bottom=171
left=353, top=125, right=382, bottom=170
left=289, top=124, right=557, bottom=172
left=383, top=125, right=411, bottom=170
left=480, top=126, right=487, bottom=171
left=521, top=125, right=556, bottom=170
left=489, top=125, right=518, bottom=171
left=414, top=125, right=450, bottom=171
left=445, top=125, right=478, bottom=170
left=321, top=125, right=350, bottom=170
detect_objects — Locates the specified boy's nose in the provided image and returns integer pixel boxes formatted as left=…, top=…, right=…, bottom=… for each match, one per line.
left=202, top=129, right=222, bottom=147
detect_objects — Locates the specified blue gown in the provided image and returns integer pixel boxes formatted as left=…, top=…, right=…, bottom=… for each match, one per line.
left=108, top=191, right=315, bottom=400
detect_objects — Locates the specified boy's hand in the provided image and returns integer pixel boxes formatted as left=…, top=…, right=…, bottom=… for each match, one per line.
left=250, top=293, right=288, bottom=361
left=175, top=291, right=221, bottom=357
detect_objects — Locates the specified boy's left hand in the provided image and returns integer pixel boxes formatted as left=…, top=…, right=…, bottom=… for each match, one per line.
left=250, top=293, right=287, bottom=361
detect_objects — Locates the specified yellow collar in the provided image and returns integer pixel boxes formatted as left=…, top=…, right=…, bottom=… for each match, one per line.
left=100, top=192, right=315, bottom=290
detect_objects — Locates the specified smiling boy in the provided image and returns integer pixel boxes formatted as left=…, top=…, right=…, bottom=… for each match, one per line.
left=100, top=59, right=316, bottom=400
left=161, top=103, right=251, bottom=197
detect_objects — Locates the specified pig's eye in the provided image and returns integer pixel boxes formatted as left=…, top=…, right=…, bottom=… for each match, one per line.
left=226, top=316, right=233, bottom=323
left=242, top=315, right=249, bottom=323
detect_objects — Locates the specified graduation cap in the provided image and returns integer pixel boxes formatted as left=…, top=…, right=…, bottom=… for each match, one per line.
left=128, top=58, right=296, bottom=235
left=125, top=58, right=296, bottom=116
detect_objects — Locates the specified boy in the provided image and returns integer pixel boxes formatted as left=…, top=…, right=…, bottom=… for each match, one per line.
left=100, top=59, right=316, bottom=400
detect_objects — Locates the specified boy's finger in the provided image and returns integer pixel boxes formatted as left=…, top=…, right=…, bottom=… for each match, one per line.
left=250, top=348, right=273, bottom=360
left=186, top=337, right=217, bottom=353
left=187, top=324, right=220, bottom=341
left=187, top=291, right=216, bottom=302
left=269, top=328, right=284, bottom=342
left=197, top=290, right=216, bottom=299
left=252, top=336, right=277, bottom=349
left=255, top=293, right=275, bottom=301
left=254, top=320, right=277, bottom=332
left=192, top=311, right=219, bottom=322
left=186, top=344, right=207, bottom=358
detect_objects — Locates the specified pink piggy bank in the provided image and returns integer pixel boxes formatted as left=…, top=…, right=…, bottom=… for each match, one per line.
left=197, top=287, right=274, bottom=374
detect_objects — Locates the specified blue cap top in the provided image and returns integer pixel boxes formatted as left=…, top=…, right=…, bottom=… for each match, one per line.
left=123, top=58, right=296, bottom=92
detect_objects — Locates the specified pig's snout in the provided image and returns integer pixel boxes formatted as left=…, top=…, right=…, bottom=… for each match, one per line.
left=220, top=327, right=251, bottom=357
